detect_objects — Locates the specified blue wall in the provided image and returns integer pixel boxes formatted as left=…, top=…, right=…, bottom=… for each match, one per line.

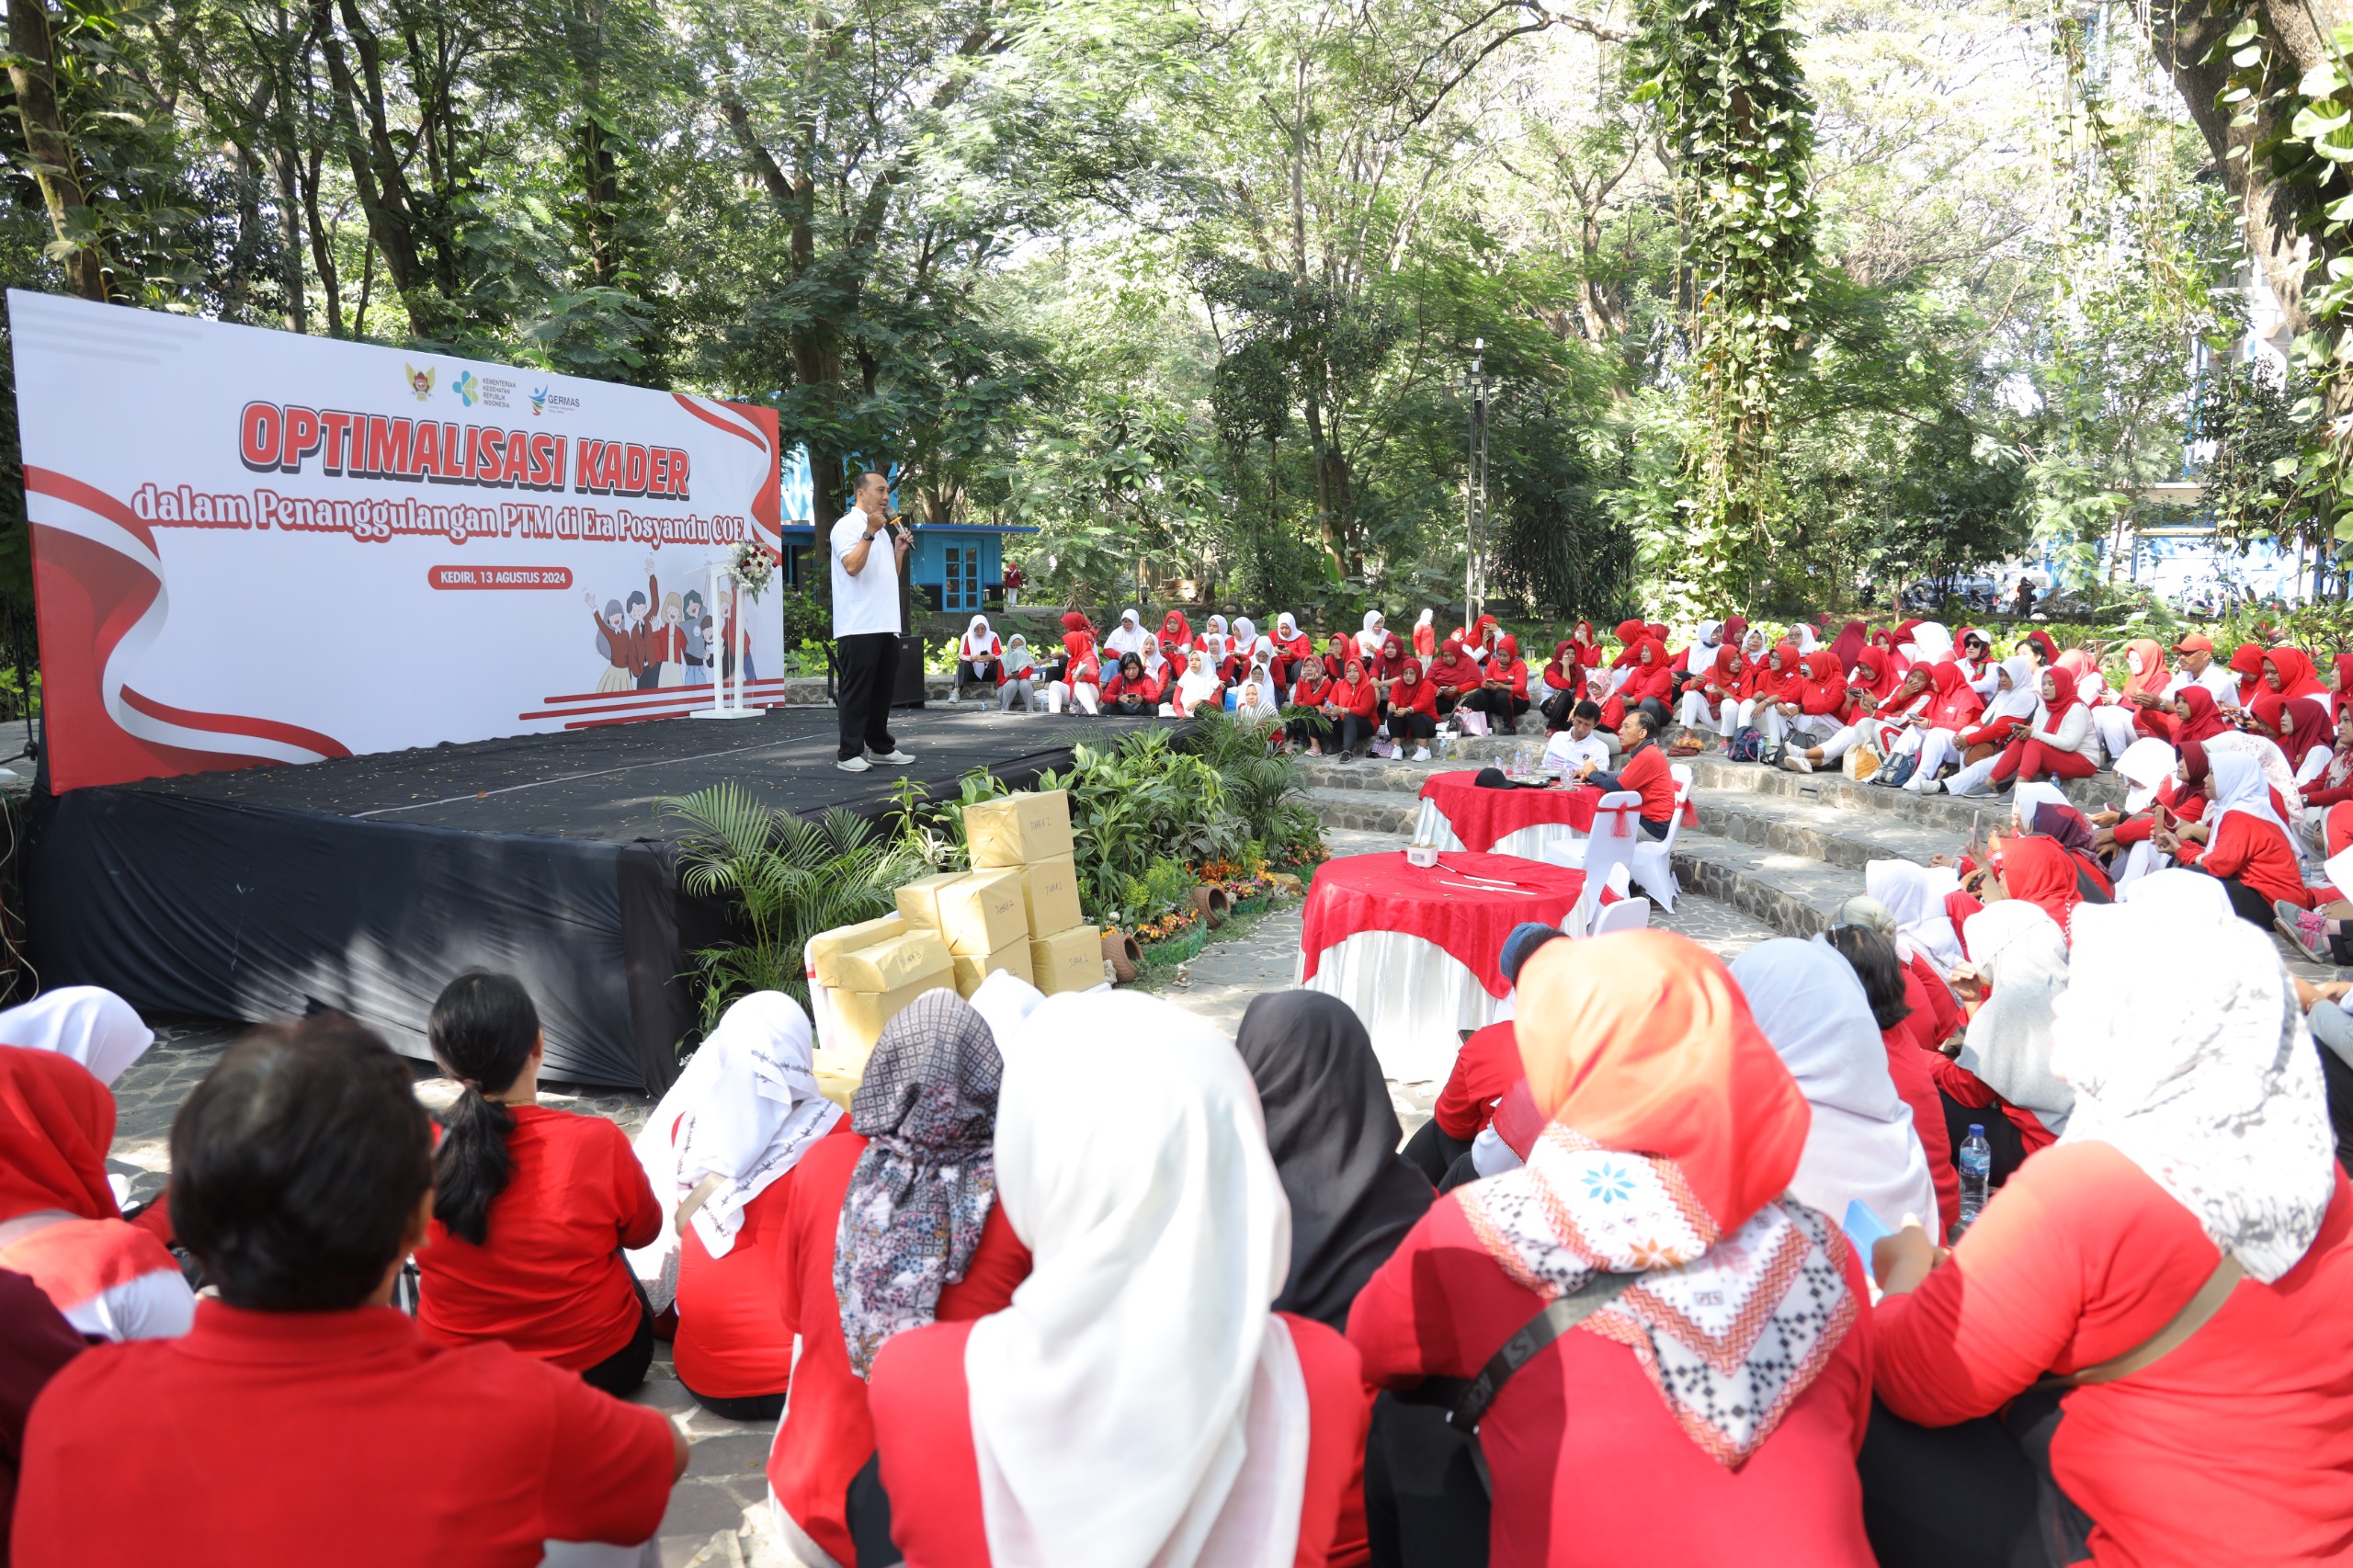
left=778, top=522, right=1037, bottom=608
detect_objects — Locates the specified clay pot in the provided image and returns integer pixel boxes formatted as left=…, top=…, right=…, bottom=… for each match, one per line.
left=1103, top=929, right=1142, bottom=983
left=1191, top=884, right=1230, bottom=927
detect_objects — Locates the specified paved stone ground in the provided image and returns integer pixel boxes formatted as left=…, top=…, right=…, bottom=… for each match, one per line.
left=96, top=816, right=1781, bottom=1566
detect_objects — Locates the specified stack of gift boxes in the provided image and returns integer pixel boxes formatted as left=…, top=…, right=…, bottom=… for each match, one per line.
left=806, top=788, right=1101, bottom=1104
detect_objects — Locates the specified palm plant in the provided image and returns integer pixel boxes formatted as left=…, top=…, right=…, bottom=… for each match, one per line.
left=665, top=785, right=924, bottom=1030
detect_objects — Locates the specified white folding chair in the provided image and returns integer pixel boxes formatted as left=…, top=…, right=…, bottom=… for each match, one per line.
left=1589, top=894, right=1651, bottom=935
left=1627, top=765, right=1691, bottom=912
left=1545, top=790, right=1641, bottom=935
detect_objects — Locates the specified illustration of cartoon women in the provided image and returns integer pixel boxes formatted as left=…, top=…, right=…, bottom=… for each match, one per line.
left=584, top=590, right=634, bottom=692
left=682, top=589, right=708, bottom=684
left=654, top=592, right=687, bottom=687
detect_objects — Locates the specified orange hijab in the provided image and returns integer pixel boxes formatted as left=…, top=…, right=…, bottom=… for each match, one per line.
left=1514, top=929, right=1808, bottom=1237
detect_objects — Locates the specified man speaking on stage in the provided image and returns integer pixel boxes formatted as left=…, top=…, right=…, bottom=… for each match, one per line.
left=831, top=471, right=917, bottom=773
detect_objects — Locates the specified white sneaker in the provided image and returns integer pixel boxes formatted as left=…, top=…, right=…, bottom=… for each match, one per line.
left=1913, top=777, right=1941, bottom=795
left=1782, top=753, right=1813, bottom=774
left=1413, top=746, right=1431, bottom=761
left=866, top=747, right=915, bottom=766
left=836, top=756, right=872, bottom=773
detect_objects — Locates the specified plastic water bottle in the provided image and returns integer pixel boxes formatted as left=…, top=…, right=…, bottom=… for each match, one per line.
left=1955, top=1125, right=1992, bottom=1239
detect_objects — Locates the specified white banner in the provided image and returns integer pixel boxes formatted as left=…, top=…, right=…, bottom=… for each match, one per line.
left=9, top=290, right=787, bottom=791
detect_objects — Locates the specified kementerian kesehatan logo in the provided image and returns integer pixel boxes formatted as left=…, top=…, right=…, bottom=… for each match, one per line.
left=453, top=370, right=479, bottom=407
left=405, top=364, right=435, bottom=402
left=529, top=385, right=549, bottom=416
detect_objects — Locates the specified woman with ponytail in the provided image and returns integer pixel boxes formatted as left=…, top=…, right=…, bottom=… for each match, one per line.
left=415, top=971, right=665, bottom=1395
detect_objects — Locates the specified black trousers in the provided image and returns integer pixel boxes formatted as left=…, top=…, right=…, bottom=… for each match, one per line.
left=1540, top=687, right=1578, bottom=731
left=1858, top=1395, right=2086, bottom=1568
left=682, top=1383, right=786, bottom=1421
left=1337, top=713, right=1376, bottom=754
left=579, top=1301, right=655, bottom=1397
left=1365, top=1389, right=1490, bottom=1568
left=1940, top=1087, right=2029, bottom=1191
left=835, top=631, right=902, bottom=761
left=1400, top=1119, right=1472, bottom=1186
left=1288, top=715, right=1334, bottom=749
left=1461, top=689, right=1529, bottom=727
left=1392, top=710, right=1438, bottom=741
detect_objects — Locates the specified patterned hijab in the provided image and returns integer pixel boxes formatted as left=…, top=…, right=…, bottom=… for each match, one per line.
left=1463, top=931, right=1857, bottom=1469
left=834, top=989, right=1004, bottom=1378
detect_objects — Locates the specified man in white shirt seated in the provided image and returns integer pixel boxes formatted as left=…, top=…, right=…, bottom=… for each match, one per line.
left=1541, top=699, right=1612, bottom=775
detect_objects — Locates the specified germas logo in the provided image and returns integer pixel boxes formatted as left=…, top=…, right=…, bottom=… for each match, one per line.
left=529, top=386, right=548, bottom=416
left=453, top=370, right=479, bottom=407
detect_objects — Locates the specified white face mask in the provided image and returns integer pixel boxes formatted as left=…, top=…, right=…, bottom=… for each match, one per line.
left=2128, top=652, right=2145, bottom=676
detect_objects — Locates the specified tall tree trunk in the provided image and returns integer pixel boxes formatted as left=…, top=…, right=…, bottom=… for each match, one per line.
left=2143, top=0, right=2339, bottom=344
left=6, top=0, right=109, bottom=301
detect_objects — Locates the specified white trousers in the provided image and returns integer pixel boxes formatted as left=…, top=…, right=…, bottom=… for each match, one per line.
left=1735, top=699, right=1786, bottom=747
left=1046, top=680, right=1098, bottom=714
left=1677, top=689, right=1736, bottom=736
left=2089, top=706, right=2135, bottom=765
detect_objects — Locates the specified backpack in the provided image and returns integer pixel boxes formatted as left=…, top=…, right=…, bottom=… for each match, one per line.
left=1728, top=726, right=1764, bottom=764
left=1881, top=749, right=1921, bottom=789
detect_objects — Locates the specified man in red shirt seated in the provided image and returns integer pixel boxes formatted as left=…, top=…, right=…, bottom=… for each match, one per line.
left=13, top=1014, right=686, bottom=1568
left=1571, top=700, right=1680, bottom=838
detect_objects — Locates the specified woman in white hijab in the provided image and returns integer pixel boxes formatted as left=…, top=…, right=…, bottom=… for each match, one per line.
left=1105, top=609, right=1148, bottom=658
left=1866, top=858, right=1967, bottom=976
left=954, top=615, right=1003, bottom=700
left=627, top=991, right=843, bottom=1415
left=1234, top=671, right=1281, bottom=721
left=0, top=987, right=153, bottom=1087
left=998, top=634, right=1041, bottom=712
left=1899, top=621, right=1953, bottom=666
left=1867, top=897, right=2353, bottom=1568
left=1955, top=903, right=2074, bottom=1137
left=864, top=991, right=1367, bottom=1567
left=1357, top=609, right=1386, bottom=663
left=1732, top=939, right=1940, bottom=1234
left=1166, top=649, right=1224, bottom=718
left=1200, top=614, right=1231, bottom=667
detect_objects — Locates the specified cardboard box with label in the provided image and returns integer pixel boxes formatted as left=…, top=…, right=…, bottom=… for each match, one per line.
left=892, top=871, right=969, bottom=932
left=938, top=868, right=1029, bottom=955
left=824, top=969, right=955, bottom=1055
left=1014, top=854, right=1085, bottom=939
left=965, top=789, right=1075, bottom=869
left=1029, top=924, right=1103, bottom=995
left=807, top=913, right=909, bottom=989
left=833, top=929, right=952, bottom=995
left=951, top=937, right=1035, bottom=998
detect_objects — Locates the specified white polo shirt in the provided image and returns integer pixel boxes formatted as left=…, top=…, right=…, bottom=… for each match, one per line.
left=830, top=507, right=902, bottom=638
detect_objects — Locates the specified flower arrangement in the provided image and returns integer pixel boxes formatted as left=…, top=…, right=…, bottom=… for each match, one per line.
left=729, top=540, right=776, bottom=597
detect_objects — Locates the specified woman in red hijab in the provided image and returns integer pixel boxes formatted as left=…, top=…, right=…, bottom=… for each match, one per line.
left=1324, top=656, right=1381, bottom=760
left=2174, top=684, right=2230, bottom=746
left=0, top=1046, right=193, bottom=1341
left=1348, top=932, right=1872, bottom=1567
left=1962, top=666, right=2097, bottom=793
left=2334, top=653, right=2353, bottom=722
left=2230, top=642, right=2269, bottom=710
left=1994, top=835, right=2090, bottom=939
left=2117, top=637, right=2173, bottom=740
left=2251, top=691, right=2336, bottom=781
left=1461, top=633, right=1530, bottom=730
left=1827, top=619, right=1868, bottom=674
left=1540, top=640, right=1584, bottom=730
left=1602, top=636, right=1674, bottom=729
left=1425, top=636, right=1479, bottom=717
left=1370, top=631, right=1413, bottom=716
left=1321, top=631, right=1352, bottom=682
left=1389, top=657, right=1440, bottom=759
left=1677, top=643, right=1749, bottom=743
left=1156, top=608, right=1192, bottom=654
left=1283, top=661, right=1335, bottom=753
left=1607, top=619, right=1649, bottom=670
left=2265, top=647, right=2330, bottom=703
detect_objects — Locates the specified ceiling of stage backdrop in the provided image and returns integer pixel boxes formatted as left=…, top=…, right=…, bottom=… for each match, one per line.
left=8, top=291, right=785, bottom=792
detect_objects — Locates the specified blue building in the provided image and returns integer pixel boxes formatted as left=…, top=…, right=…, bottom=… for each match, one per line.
left=774, top=444, right=1036, bottom=613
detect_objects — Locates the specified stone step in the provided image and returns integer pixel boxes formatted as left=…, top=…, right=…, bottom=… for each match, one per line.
left=1692, top=787, right=1967, bottom=874
left=1666, top=830, right=1863, bottom=938
left=1683, top=754, right=2116, bottom=833
left=1307, top=787, right=1418, bottom=835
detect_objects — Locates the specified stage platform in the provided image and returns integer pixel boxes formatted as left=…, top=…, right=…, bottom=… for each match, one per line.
left=27, top=706, right=1165, bottom=1091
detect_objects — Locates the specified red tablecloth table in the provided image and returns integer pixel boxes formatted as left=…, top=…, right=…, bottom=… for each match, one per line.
left=1414, top=771, right=1605, bottom=855
left=1297, top=850, right=1588, bottom=1081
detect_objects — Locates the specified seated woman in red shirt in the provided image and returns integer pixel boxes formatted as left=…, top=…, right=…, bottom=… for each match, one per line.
left=867, top=991, right=1368, bottom=1568
left=1461, top=633, right=1531, bottom=729
left=1865, top=894, right=2353, bottom=1568
left=1389, top=656, right=1441, bottom=759
left=2160, top=748, right=2335, bottom=927
left=627, top=990, right=845, bottom=1419
left=1324, top=656, right=1381, bottom=761
left=415, top=971, right=664, bottom=1396
left=768, top=989, right=1030, bottom=1568
left=14, top=1014, right=683, bottom=1566
left=1098, top=652, right=1159, bottom=716
left=1818, top=924, right=1961, bottom=1238
left=1349, top=930, right=1874, bottom=1568
left=0, top=1047, right=194, bottom=1342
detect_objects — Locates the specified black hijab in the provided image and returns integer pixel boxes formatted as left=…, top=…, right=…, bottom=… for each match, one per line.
left=1233, top=992, right=1434, bottom=1330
